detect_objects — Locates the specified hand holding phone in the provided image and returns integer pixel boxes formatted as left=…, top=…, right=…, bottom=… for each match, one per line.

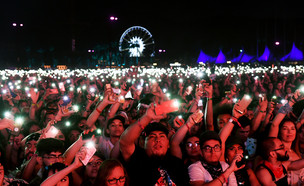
left=155, top=99, right=179, bottom=115
left=44, top=126, right=59, bottom=138
left=237, top=94, right=252, bottom=114
left=80, top=142, right=97, bottom=166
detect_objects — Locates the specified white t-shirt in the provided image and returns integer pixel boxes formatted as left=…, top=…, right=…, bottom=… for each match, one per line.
left=96, top=134, right=114, bottom=159
left=188, top=161, right=237, bottom=186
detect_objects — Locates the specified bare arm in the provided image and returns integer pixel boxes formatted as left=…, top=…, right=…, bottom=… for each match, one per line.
left=219, top=103, right=245, bottom=161
left=41, top=151, right=84, bottom=186
left=170, top=111, right=203, bottom=159
left=119, top=104, right=166, bottom=161
left=204, top=84, right=214, bottom=131
left=250, top=99, right=268, bottom=135
left=86, top=95, right=114, bottom=129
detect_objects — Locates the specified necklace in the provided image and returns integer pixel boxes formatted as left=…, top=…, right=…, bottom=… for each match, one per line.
left=264, top=161, right=284, bottom=178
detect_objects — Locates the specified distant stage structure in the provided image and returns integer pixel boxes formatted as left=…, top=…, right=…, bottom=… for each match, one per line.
left=119, top=26, right=155, bottom=66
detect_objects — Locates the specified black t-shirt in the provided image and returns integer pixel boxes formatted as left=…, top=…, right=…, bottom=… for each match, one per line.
left=122, top=145, right=189, bottom=186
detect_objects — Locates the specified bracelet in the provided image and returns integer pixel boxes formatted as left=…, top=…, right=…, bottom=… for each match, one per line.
left=186, top=123, right=191, bottom=133
left=260, top=110, right=266, bottom=113
left=207, top=97, right=213, bottom=100
left=229, top=117, right=243, bottom=129
left=96, top=107, right=102, bottom=114
left=138, top=120, right=144, bottom=130
left=217, top=178, right=224, bottom=185
left=220, top=174, right=227, bottom=184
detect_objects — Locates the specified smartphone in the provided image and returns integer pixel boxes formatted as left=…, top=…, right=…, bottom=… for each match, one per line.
left=155, top=99, right=179, bottom=115
left=44, top=126, right=59, bottom=138
left=192, top=110, right=204, bottom=123
left=49, top=88, right=59, bottom=95
left=9, top=89, right=17, bottom=98
left=197, top=99, right=203, bottom=107
left=271, top=96, right=278, bottom=104
left=80, top=142, right=97, bottom=166
left=237, top=94, right=252, bottom=113
left=82, top=129, right=102, bottom=140
left=58, top=83, right=65, bottom=92
left=236, top=154, right=249, bottom=168
left=60, top=95, right=71, bottom=107
left=10, top=127, right=21, bottom=136
left=259, top=93, right=265, bottom=102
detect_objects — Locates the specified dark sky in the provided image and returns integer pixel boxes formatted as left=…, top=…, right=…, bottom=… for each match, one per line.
left=1, top=1, right=304, bottom=62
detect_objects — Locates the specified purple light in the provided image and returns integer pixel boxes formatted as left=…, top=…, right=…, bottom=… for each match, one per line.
left=163, top=50, right=166, bottom=52
left=231, top=52, right=253, bottom=63
left=20, top=23, right=23, bottom=27
left=91, top=50, right=94, bottom=52
left=88, top=50, right=91, bottom=53
left=275, top=41, right=280, bottom=45
left=281, top=42, right=303, bottom=61
left=12, top=23, right=17, bottom=27
left=197, top=50, right=215, bottom=63
left=215, top=50, right=226, bottom=64
left=258, top=46, right=270, bottom=61
left=159, top=49, right=162, bottom=52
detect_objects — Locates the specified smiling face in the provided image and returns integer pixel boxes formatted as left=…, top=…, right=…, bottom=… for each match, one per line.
left=144, top=131, right=169, bottom=158
left=279, top=121, right=296, bottom=143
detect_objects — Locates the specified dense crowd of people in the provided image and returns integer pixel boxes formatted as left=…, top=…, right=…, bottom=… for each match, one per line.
left=0, top=65, right=304, bottom=185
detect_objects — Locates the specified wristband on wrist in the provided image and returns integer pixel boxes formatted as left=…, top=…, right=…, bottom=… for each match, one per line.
left=217, top=178, right=224, bottom=185
left=229, top=117, right=243, bottom=129
left=138, top=120, right=144, bottom=130
left=220, top=174, right=227, bottom=184
left=186, top=123, right=191, bottom=133
left=207, top=97, right=213, bottom=100
left=260, top=110, right=266, bottom=113
left=96, top=107, right=102, bottom=114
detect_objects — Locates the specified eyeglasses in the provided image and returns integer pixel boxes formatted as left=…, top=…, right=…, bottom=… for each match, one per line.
left=42, top=154, right=63, bottom=160
left=202, top=145, right=221, bottom=153
left=107, top=176, right=126, bottom=185
left=186, top=142, right=200, bottom=149
left=272, top=145, right=285, bottom=152
left=87, top=161, right=102, bottom=166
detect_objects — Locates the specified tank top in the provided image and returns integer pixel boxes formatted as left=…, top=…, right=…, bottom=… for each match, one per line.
left=258, top=163, right=288, bottom=186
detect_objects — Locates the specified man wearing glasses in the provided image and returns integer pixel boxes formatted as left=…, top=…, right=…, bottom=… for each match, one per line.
left=188, top=130, right=243, bottom=185
left=28, top=138, right=65, bottom=186
left=256, top=137, right=304, bottom=185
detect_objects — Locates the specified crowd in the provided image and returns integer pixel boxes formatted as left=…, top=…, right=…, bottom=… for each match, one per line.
left=0, top=65, right=304, bottom=185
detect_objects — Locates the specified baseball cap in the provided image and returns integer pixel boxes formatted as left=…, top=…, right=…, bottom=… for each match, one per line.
left=142, top=122, right=169, bottom=137
left=107, top=115, right=125, bottom=129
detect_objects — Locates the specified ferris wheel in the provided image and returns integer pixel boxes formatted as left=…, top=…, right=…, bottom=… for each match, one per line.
left=119, top=26, right=155, bottom=58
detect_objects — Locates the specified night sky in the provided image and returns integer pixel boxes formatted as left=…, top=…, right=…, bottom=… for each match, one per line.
left=1, top=1, right=304, bottom=65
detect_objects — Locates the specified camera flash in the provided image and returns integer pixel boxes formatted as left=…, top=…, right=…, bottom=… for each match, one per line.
left=86, top=141, right=95, bottom=148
